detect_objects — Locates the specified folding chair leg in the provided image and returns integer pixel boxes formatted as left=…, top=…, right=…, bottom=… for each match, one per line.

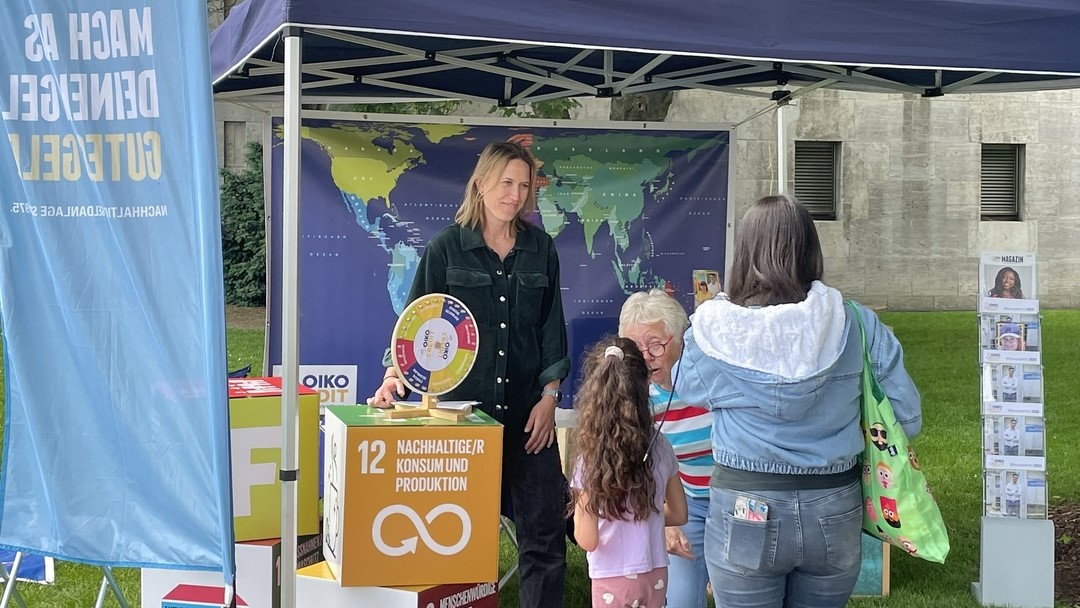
left=95, top=566, right=130, bottom=608
left=498, top=516, right=519, bottom=589
left=0, top=553, right=28, bottom=608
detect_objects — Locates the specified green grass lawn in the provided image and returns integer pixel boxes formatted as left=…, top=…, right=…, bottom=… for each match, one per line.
left=0, top=314, right=1076, bottom=607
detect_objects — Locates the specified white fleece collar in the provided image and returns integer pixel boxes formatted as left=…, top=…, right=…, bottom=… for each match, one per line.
left=690, top=281, right=847, bottom=380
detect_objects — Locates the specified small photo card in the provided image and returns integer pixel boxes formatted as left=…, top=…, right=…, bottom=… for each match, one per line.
left=983, top=415, right=1045, bottom=458
left=692, top=269, right=722, bottom=308
left=980, top=313, right=1041, bottom=365
left=981, top=363, right=1043, bottom=406
left=984, top=469, right=1047, bottom=519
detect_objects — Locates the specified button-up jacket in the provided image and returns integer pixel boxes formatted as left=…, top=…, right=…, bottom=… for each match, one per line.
left=404, top=222, right=570, bottom=431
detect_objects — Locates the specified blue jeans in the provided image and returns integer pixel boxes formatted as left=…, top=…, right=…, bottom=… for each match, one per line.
left=705, top=481, right=862, bottom=608
left=668, top=494, right=710, bottom=608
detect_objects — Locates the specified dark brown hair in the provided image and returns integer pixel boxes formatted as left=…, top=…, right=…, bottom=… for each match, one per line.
left=568, top=336, right=656, bottom=521
left=726, top=194, right=823, bottom=306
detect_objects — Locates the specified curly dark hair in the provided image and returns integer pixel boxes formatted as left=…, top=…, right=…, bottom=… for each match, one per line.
left=989, top=266, right=1024, bottom=299
left=568, top=336, right=657, bottom=522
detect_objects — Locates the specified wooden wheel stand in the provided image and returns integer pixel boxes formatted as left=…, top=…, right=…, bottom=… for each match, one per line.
left=383, top=393, right=472, bottom=422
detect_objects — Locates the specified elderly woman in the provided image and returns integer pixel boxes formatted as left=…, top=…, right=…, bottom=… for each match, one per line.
left=619, top=289, right=714, bottom=608
left=675, top=194, right=921, bottom=608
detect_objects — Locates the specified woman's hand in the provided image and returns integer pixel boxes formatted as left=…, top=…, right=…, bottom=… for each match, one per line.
left=368, top=375, right=405, bottom=408
left=665, top=526, right=694, bottom=559
left=523, top=396, right=557, bottom=454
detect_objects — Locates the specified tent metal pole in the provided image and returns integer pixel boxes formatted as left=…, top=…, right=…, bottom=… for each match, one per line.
left=280, top=29, right=303, bottom=608
left=776, top=102, right=787, bottom=194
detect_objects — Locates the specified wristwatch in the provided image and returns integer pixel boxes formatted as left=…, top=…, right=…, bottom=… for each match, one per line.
left=542, top=388, right=563, bottom=402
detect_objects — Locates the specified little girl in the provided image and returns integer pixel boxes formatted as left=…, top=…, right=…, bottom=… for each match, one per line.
left=570, top=336, right=688, bottom=608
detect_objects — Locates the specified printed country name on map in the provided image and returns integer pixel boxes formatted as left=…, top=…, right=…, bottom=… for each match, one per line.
left=10, top=202, right=167, bottom=219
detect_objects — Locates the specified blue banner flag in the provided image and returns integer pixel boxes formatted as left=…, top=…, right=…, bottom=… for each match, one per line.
left=0, top=0, right=235, bottom=581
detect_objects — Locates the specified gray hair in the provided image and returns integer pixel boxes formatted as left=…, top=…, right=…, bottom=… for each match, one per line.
left=618, top=289, right=689, bottom=342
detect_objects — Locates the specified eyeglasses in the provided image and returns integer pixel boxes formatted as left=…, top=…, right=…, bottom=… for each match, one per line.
left=869, top=426, right=887, bottom=440
left=635, top=337, right=674, bottom=358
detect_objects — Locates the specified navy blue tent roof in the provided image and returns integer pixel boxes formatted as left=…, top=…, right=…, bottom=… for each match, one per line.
left=211, top=0, right=1080, bottom=102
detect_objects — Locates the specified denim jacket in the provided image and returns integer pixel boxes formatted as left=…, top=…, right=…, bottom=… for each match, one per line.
left=674, top=281, right=921, bottom=476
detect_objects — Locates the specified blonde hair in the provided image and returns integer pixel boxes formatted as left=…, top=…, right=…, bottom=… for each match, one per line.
left=454, top=140, right=538, bottom=233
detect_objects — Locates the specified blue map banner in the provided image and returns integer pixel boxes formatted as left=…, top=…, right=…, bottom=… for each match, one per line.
left=267, top=118, right=730, bottom=401
left=0, top=1, right=235, bottom=580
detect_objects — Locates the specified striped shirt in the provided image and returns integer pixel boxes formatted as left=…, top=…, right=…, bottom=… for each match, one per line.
left=649, top=384, right=713, bottom=497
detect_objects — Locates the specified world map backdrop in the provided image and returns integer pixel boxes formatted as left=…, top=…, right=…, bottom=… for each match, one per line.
left=267, top=117, right=731, bottom=403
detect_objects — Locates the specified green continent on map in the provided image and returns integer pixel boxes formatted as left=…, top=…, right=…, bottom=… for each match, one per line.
left=294, top=122, right=471, bottom=313
left=298, top=125, right=424, bottom=209
left=420, top=124, right=471, bottom=144
left=532, top=133, right=723, bottom=291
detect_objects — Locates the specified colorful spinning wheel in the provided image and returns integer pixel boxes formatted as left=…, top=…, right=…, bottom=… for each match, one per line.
left=391, top=293, right=479, bottom=396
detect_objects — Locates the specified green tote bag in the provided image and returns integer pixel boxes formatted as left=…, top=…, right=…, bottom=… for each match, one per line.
left=850, top=302, right=950, bottom=564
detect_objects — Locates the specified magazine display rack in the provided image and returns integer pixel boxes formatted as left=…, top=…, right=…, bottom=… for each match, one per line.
left=971, top=252, right=1054, bottom=608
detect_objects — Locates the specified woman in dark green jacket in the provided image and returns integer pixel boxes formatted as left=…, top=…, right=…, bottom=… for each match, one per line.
left=372, top=140, right=571, bottom=608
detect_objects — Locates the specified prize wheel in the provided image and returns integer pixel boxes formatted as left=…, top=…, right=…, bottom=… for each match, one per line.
left=391, top=293, right=479, bottom=396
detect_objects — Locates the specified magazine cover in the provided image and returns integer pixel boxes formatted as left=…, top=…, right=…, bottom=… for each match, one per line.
left=981, top=363, right=1043, bottom=408
left=692, top=269, right=721, bottom=308
left=983, top=415, right=1045, bottom=457
left=980, top=313, right=1041, bottom=365
left=984, top=469, right=1047, bottom=519
left=979, top=252, right=1038, bottom=313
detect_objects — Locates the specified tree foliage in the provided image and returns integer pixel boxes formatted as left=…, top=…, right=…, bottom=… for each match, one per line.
left=490, top=98, right=580, bottom=119
left=326, top=98, right=580, bottom=119
left=220, top=142, right=266, bottom=306
left=326, top=100, right=466, bottom=115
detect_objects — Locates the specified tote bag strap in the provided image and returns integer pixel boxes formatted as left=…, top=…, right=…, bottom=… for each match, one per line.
left=847, top=300, right=887, bottom=402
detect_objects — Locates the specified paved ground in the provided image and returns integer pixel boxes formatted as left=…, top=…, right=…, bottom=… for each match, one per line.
left=225, top=306, right=266, bottom=330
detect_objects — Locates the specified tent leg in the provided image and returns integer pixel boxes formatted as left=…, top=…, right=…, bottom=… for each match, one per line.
left=0, top=553, right=27, bottom=608
left=279, top=27, right=304, bottom=608
left=95, top=566, right=130, bottom=608
left=94, top=575, right=107, bottom=608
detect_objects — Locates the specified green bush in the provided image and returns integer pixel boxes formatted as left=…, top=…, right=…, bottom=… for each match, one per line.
left=220, top=142, right=265, bottom=306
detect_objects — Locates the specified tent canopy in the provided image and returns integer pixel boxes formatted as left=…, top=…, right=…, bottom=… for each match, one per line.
left=211, top=0, right=1080, bottom=104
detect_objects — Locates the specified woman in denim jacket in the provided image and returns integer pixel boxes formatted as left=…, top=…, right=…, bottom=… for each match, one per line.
left=674, top=194, right=921, bottom=608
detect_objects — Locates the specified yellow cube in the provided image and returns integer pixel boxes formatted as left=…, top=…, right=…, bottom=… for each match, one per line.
left=228, top=377, right=320, bottom=541
left=322, top=405, right=503, bottom=587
